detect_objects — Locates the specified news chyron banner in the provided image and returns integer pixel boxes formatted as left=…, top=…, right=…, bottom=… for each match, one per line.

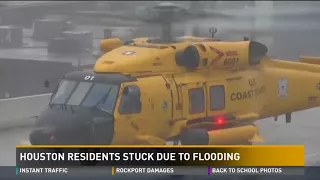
left=16, top=145, right=305, bottom=177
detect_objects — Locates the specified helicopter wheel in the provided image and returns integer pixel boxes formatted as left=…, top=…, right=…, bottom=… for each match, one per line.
left=165, top=139, right=184, bottom=179
left=168, top=129, right=208, bottom=179
left=180, top=128, right=209, bottom=145
left=241, top=141, right=253, bottom=145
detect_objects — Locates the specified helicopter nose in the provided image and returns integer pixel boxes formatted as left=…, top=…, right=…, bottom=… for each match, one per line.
left=29, top=128, right=53, bottom=145
left=29, top=117, right=114, bottom=145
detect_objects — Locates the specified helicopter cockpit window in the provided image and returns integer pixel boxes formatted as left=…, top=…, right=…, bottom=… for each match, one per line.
left=188, top=88, right=205, bottom=114
left=67, top=82, right=92, bottom=106
left=51, top=80, right=77, bottom=105
left=50, top=80, right=119, bottom=114
left=119, top=85, right=141, bottom=114
left=81, top=83, right=119, bottom=113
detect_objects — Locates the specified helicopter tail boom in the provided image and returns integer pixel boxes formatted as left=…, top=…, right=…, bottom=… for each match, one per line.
left=265, top=58, right=320, bottom=74
left=260, top=58, right=320, bottom=119
left=299, top=56, right=320, bottom=65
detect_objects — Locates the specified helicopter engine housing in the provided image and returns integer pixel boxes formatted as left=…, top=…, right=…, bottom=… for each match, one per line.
left=100, top=38, right=122, bottom=53
left=177, top=41, right=268, bottom=70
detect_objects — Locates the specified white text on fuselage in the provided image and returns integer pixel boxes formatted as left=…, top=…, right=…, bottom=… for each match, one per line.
left=230, top=85, right=266, bottom=101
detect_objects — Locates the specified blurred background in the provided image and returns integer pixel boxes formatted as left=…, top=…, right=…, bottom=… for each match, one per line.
left=0, top=1, right=320, bottom=172
left=0, top=1, right=319, bottom=98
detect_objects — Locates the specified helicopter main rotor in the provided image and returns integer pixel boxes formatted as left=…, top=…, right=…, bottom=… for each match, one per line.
left=144, top=2, right=221, bottom=43
left=146, top=2, right=189, bottom=43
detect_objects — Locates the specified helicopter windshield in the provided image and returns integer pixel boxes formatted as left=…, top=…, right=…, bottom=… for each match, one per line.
left=50, top=79, right=119, bottom=114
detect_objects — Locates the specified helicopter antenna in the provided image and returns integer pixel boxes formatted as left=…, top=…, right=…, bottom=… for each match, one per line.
left=209, top=27, right=217, bottom=39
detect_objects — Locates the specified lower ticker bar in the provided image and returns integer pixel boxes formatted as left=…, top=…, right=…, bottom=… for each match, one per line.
left=17, top=166, right=304, bottom=177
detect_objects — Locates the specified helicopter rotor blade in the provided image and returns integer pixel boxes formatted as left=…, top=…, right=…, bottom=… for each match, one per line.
left=73, top=1, right=243, bottom=40
left=74, top=9, right=236, bottom=38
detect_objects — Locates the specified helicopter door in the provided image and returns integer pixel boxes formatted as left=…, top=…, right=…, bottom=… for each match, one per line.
left=181, top=83, right=206, bottom=120
left=113, top=83, right=148, bottom=143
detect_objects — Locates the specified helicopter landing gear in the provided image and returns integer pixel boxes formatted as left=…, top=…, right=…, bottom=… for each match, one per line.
left=165, top=129, right=208, bottom=179
left=242, top=141, right=253, bottom=145
left=180, top=128, right=209, bottom=145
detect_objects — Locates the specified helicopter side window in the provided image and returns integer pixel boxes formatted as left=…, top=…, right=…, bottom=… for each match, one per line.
left=188, top=88, right=205, bottom=114
left=210, top=85, right=225, bottom=111
left=119, top=85, right=141, bottom=115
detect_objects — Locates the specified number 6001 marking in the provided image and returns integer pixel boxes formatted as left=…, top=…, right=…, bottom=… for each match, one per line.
left=224, top=58, right=239, bottom=66
left=84, top=76, right=95, bottom=80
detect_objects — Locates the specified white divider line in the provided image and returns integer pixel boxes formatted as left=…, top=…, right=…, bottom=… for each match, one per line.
left=0, top=93, right=51, bottom=102
left=305, top=152, right=320, bottom=159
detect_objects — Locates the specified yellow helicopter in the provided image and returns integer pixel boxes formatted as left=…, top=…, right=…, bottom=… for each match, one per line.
left=29, top=2, right=320, bottom=146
